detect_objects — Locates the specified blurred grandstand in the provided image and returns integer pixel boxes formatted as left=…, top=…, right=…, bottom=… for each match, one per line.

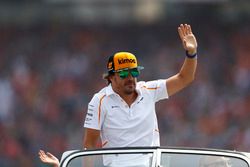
left=0, top=0, right=250, bottom=166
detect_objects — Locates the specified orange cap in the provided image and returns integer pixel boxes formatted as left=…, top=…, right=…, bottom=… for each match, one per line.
left=107, top=52, right=144, bottom=72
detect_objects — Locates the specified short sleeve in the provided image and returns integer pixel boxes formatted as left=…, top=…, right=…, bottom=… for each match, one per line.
left=84, top=94, right=106, bottom=130
left=143, top=79, right=168, bottom=102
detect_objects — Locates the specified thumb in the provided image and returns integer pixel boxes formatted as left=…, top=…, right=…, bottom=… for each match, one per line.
left=47, top=152, right=56, bottom=158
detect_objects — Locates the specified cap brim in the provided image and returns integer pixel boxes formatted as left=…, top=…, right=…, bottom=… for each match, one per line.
left=137, top=66, right=144, bottom=70
left=115, top=66, right=144, bottom=72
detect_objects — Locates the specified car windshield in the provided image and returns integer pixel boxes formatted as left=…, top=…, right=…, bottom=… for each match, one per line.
left=161, top=153, right=248, bottom=167
left=61, top=148, right=249, bottom=167
left=66, top=152, right=153, bottom=167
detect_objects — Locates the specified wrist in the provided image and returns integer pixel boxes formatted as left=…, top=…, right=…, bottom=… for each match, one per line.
left=186, top=50, right=197, bottom=59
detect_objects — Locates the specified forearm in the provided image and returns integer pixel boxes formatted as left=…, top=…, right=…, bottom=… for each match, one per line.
left=166, top=24, right=198, bottom=96
left=166, top=55, right=197, bottom=96
left=83, top=128, right=100, bottom=150
left=83, top=139, right=97, bottom=149
left=178, top=56, right=197, bottom=85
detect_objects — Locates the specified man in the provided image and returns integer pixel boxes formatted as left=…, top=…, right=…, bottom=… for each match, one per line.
left=39, top=23, right=198, bottom=166
left=83, top=23, right=197, bottom=149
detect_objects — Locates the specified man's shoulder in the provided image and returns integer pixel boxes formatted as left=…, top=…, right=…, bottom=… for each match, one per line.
left=90, top=85, right=110, bottom=101
left=93, top=87, right=107, bottom=98
left=137, top=80, right=165, bottom=89
left=136, top=81, right=146, bottom=87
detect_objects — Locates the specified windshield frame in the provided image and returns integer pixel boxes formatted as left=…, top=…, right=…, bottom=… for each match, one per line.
left=60, top=147, right=250, bottom=167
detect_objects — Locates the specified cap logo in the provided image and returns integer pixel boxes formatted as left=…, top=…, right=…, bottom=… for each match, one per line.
left=118, top=58, right=136, bottom=64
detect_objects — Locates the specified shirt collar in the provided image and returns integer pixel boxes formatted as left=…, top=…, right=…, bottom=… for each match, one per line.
left=105, top=84, right=116, bottom=96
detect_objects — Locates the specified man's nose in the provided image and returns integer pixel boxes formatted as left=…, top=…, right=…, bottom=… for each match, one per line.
left=127, top=72, right=134, bottom=79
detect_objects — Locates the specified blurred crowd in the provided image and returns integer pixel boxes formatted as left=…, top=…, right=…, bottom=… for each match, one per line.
left=0, top=21, right=250, bottom=166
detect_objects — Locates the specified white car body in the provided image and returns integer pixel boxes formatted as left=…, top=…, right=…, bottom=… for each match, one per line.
left=60, top=147, right=250, bottom=167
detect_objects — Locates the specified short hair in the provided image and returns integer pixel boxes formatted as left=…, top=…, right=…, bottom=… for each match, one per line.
left=102, top=72, right=114, bottom=85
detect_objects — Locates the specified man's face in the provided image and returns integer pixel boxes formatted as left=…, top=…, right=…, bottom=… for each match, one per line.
left=110, top=69, right=139, bottom=95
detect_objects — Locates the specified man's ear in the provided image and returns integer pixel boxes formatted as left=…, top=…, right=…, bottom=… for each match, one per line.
left=109, top=74, right=114, bottom=81
left=108, top=73, right=116, bottom=84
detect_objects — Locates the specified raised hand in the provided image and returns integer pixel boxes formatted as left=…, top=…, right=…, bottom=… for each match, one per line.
left=178, top=24, right=198, bottom=55
left=38, top=150, right=60, bottom=167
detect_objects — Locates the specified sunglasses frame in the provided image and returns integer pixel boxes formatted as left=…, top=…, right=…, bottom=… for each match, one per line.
left=115, top=68, right=140, bottom=79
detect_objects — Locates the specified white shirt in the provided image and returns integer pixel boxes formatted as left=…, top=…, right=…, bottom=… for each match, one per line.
left=84, top=79, right=168, bottom=148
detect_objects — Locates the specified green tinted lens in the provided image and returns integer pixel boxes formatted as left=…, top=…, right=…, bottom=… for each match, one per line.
left=118, top=69, right=140, bottom=79
left=118, top=70, right=129, bottom=79
left=130, top=68, right=140, bottom=77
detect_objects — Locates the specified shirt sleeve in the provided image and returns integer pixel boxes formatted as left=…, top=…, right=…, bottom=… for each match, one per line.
left=84, top=94, right=106, bottom=130
left=144, top=79, right=168, bottom=102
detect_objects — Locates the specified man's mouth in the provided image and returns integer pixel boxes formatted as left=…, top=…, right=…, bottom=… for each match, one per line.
left=125, top=81, right=134, bottom=86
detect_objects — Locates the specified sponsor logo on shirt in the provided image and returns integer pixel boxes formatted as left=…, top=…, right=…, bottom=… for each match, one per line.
left=87, top=113, right=93, bottom=117
left=88, top=104, right=94, bottom=107
left=111, top=105, right=119, bottom=108
left=85, top=117, right=92, bottom=121
left=137, top=97, right=144, bottom=104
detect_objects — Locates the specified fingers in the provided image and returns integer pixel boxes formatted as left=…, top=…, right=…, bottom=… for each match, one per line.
left=187, top=25, right=193, bottom=34
left=178, top=24, right=196, bottom=51
left=39, top=150, right=52, bottom=162
left=178, top=24, right=193, bottom=37
left=178, top=26, right=184, bottom=40
left=47, top=152, right=56, bottom=158
left=38, top=150, right=45, bottom=157
left=39, top=150, right=47, bottom=162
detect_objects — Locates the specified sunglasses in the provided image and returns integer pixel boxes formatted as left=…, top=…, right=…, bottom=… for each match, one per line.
left=116, top=68, right=140, bottom=79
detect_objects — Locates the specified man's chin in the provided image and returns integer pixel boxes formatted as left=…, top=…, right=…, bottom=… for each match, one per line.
left=124, top=86, right=135, bottom=94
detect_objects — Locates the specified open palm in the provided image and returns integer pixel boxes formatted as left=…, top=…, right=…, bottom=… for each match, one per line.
left=178, top=24, right=198, bottom=55
left=38, top=150, right=59, bottom=167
